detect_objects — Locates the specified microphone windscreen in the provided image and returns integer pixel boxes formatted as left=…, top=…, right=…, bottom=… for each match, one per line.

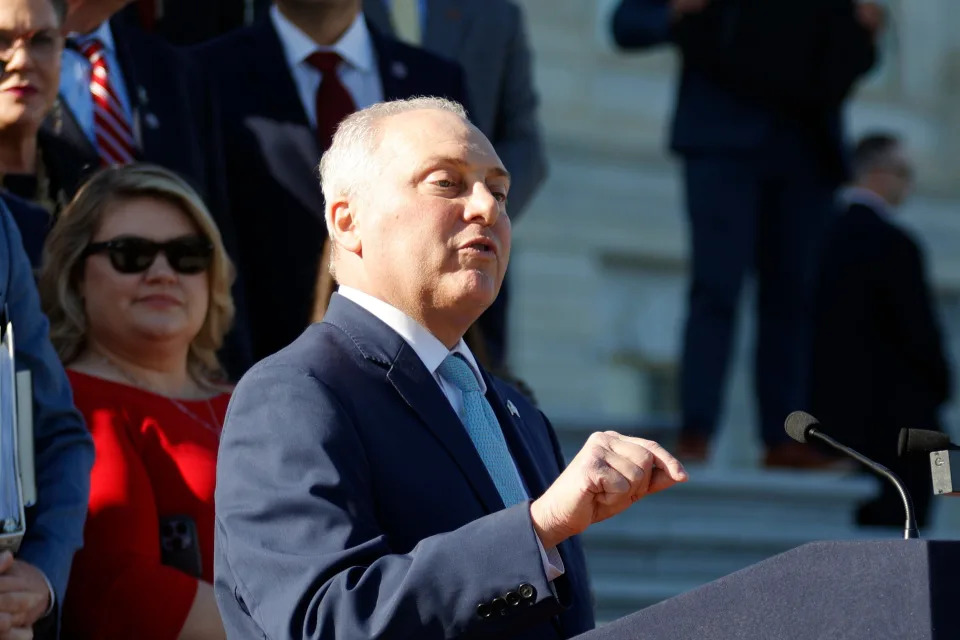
left=785, top=411, right=819, bottom=443
left=898, top=428, right=951, bottom=457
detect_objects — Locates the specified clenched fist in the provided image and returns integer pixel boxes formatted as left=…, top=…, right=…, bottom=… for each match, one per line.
left=530, top=432, right=687, bottom=549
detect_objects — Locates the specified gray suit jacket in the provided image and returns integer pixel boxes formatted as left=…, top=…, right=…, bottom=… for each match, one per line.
left=365, top=0, right=547, bottom=219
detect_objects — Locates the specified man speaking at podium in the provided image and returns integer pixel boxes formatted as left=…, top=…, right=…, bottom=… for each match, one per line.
left=214, top=97, right=688, bottom=639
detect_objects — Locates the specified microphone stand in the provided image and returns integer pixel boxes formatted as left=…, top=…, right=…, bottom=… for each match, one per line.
left=809, top=428, right=919, bottom=540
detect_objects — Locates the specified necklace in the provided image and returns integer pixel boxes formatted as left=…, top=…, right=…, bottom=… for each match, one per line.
left=94, top=354, right=223, bottom=439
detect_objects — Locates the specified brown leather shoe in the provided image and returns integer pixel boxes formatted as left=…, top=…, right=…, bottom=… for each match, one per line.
left=763, top=442, right=853, bottom=471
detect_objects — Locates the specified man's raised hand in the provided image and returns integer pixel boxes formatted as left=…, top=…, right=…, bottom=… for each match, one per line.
left=530, top=432, right=687, bottom=549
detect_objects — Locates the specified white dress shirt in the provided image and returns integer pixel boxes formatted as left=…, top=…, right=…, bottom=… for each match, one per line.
left=61, top=21, right=136, bottom=147
left=337, top=286, right=564, bottom=580
left=270, top=7, right=384, bottom=129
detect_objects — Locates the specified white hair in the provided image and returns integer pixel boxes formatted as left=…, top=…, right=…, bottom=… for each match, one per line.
left=317, top=97, right=469, bottom=278
left=319, top=97, right=467, bottom=213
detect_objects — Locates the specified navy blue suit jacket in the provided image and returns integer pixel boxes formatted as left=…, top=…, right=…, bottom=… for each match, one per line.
left=215, top=294, right=595, bottom=639
left=194, top=19, right=470, bottom=363
left=610, top=0, right=875, bottom=182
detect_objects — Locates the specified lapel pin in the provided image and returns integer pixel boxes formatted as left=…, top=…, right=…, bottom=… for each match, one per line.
left=391, top=61, right=408, bottom=79
left=506, top=400, right=520, bottom=417
left=144, top=112, right=160, bottom=130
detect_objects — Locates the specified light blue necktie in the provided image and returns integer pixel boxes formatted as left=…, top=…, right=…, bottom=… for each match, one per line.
left=437, top=354, right=527, bottom=507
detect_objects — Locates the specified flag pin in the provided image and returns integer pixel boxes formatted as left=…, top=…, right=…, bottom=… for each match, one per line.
left=506, top=400, right=519, bottom=417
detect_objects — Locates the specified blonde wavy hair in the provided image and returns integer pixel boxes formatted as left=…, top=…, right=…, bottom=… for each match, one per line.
left=38, top=164, right=236, bottom=385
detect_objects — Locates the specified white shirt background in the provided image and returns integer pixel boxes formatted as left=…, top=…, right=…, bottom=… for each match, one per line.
left=270, top=7, right=384, bottom=129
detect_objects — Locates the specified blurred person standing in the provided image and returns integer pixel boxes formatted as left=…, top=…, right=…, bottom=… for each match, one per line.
left=0, top=3, right=95, bottom=638
left=195, top=0, right=468, bottom=362
left=811, top=133, right=950, bottom=528
left=364, top=0, right=547, bottom=370
left=611, top=0, right=881, bottom=467
left=40, top=165, right=232, bottom=639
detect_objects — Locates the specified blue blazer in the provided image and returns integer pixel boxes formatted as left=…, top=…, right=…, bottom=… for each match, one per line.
left=610, top=0, right=874, bottom=182
left=215, top=294, right=595, bottom=639
left=0, top=200, right=93, bottom=636
left=194, top=18, right=470, bottom=363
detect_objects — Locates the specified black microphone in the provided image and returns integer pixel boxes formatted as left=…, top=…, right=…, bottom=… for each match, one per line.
left=898, top=428, right=956, bottom=458
left=785, top=411, right=919, bottom=540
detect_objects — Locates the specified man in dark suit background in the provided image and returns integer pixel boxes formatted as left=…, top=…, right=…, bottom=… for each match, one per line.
left=364, top=0, right=548, bottom=371
left=610, top=0, right=881, bottom=467
left=196, top=0, right=469, bottom=363
left=214, top=97, right=688, bottom=638
left=31, top=0, right=255, bottom=377
left=811, top=133, right=951, bottom=527
left=48, top=0, right=229, bottom=221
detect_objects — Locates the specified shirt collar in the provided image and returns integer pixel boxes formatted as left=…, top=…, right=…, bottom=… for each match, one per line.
left=270, top=6, right=376, bottom=74
left=69, top=20, right=116, bottom=51
left=337, top=286, right=487, bottom=393
left=841, top=186, right=896, bottom=218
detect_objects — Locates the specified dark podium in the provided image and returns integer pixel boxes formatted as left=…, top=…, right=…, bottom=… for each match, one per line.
left=574, top=540, right=960, bottom=640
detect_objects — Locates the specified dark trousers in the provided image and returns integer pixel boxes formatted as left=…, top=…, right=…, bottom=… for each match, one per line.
left=679, top=147, right=835, bottom=447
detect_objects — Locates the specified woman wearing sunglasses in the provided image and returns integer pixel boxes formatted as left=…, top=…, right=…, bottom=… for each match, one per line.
left=39, top=164, right=232, bottom=639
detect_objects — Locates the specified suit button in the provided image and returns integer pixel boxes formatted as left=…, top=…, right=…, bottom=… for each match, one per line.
left=492, top=597, right=508, bottom=616
left=505, top=591, right=521, bottom=606
left=518, top=583, right=536, bottom=601
left=477, top=603, right=492, bottom=619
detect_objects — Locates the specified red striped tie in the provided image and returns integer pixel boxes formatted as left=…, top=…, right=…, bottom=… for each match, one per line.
left=79, top=39, right=137, bottom=166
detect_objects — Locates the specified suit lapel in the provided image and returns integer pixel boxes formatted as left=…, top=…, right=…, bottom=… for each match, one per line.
left=244, top=20, right=325, bottom=217
left=483, top=377, right=552, bottom=499
left=424, top=0, right=470, bottom=59
left=370, top=25, right=416, bottom=101
left=323, top=295, right=505, bottom=514
left=248, top=19, right=314, bottom=130
left=386, top=345, right=506, bottom=514
left=41, top=98, right=98, bottom=164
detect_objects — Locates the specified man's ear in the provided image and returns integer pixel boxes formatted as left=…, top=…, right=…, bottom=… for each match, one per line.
left=327, top=197, right=362, bottom=257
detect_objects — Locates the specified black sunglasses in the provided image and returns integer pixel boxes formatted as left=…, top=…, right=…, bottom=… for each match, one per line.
left=83, top=236, right=213, bottom=275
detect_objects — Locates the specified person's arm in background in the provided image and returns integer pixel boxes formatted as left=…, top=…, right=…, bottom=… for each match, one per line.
left=610, top=0, right=709, bottom=49
left=0, top=204, right=93, bottom=637
left=65, top=402, right=223, bottom=640
left=489, top=1, right=546, bottom=221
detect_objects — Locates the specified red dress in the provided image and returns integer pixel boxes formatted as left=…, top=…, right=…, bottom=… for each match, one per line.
left=61, top=371, right=230, bottom=639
